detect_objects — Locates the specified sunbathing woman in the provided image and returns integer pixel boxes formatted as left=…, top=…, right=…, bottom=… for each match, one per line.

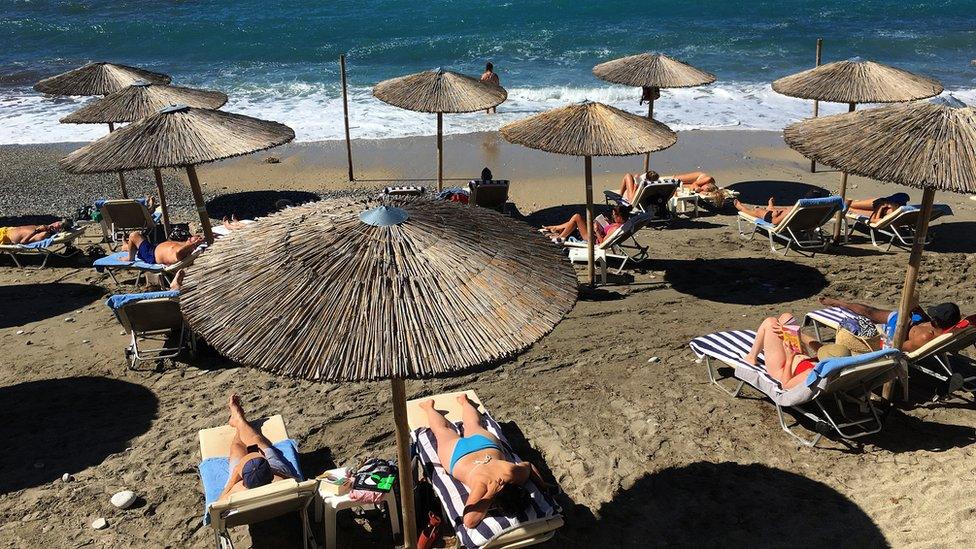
left=743, top=313, right=825, bottom=390
left=420, top=394, right=551, bottom=528
left=542, top=206, right=630, bottom=244
left=125, top=230, right=205, bottom=265
left=674, top=172, right=718, bottom=193
left=846, top=192, right=910, bottom=223
left=0, top=219, right=70, bottom=245
left=733, top=198, right=793, bottom=225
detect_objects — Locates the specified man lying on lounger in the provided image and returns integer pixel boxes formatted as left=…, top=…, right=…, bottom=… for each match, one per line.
left=419, top=394, right=552, bottom=528
left=819, top=297, right=961, bottom=352
left=124, top=230, right=205, bottom=265
left=0, top=219, right=72, bottom=245
left=846, top=192, right=910, bottom=223
left=733, top=197, right=794, bottom=225
left=218, top=394, right=299, bottom=502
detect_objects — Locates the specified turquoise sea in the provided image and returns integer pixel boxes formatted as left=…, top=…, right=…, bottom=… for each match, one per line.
left=2, top=0, right=975, bottom=143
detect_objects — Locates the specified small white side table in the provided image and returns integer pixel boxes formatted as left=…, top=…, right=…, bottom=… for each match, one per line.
left=670, top=194, right=700, bottom=218
left=316, top=487, right=401, bottom=549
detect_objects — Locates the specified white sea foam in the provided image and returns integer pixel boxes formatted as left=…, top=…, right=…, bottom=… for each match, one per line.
left=2, top=82, right=975, bottom=145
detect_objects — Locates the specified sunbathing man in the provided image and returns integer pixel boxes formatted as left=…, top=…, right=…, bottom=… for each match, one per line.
left=733, top=198, right=793, bottom=225
left=846, top=192, right=910, bottom=223
left=0, top=219, right=71, bottom=245
left=617, top=170, right=660, bottom=203
left=218, top=394, right=299, bottom=502
left=125, top=230, right=205, bottom=265
left=542, top=206, right=630, bottom=244
left=420, top=394, right=551, bottom=528
left=819, top=297, right=961, bottom=352
left=744, top=313, right=827, bottom=390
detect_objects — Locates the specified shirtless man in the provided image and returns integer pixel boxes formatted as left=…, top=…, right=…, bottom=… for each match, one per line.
left=819, top=296, right=961, bottom=352
left=420, top=394, right=550, bottom=528
left=846, top=192, right=910, bottom=223
left=125, top=230, right=204, bottom=265
left=0, top=220, right=70, bottom=245
left=218, top=394, right=299, bottom=502
left=480, top=62, right=500, bottom=114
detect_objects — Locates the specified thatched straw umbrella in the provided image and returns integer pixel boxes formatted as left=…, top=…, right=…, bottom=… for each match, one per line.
left=500, top=101, right=676, bottom=286
left=35, top=62, right=173, bottom=198
left=593, top=52, right=715, bottom=171
left=373, top=69, right=507, bottom=191
left=179, top=195, right=578, bottom=548
left=59, top=106, right=294, bottom=243
left=61, top=81, right=228, bottom=235
left=784, top=95, right=976, bottom=397
left=773, top=58, right=943, bottom=241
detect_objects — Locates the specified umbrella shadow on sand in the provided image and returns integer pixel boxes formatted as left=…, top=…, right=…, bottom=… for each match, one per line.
left=924, top=221, right=976, bottom=254
left=205, top=190, right=321, bottom=220
left=0, top=283, right=103, bottom=329
left=658, top=257, right=827, bottom=305
left=555, top=462, right=887, bottom=547
left=728, top=180, right=831, bottom=205
left=0, top=376, right=158, bottom=494
left=0, top=214, right=61, bottom=226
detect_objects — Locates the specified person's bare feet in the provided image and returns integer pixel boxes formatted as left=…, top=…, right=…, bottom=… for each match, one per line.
left=418, top=399, right=435, bottom=410
left=228, top=393, right=246, bottom=427
left=767, top=197, right=776, bottom=208
left=733, top=199, right=745, bottom=212
left=742, top=353, right=758, bottom=366
left=819, top=296, right=841, bottom=307
left=456, top=394, right=470, bottom=406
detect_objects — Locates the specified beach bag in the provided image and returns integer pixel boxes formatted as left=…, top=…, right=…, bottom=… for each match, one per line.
left=837, top=316, right=881, bottom=353
left=349, top=458, right=397, bottom=503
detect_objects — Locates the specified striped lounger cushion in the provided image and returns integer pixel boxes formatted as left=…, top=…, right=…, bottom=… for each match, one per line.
left=413, top=415, right=561, bottom=548
left=806, top=306, right=862, bottom=329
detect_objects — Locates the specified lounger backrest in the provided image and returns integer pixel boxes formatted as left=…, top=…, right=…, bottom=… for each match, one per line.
left=211, top=479, right=318, bottom=529
left=118, top=298, right=183, bottom=333
left=383, top=186, right=426, bottom=196
left=468, top=180, right=509, bottom=210
left=774, top=196, right=845, bottom=234
left=101, top=200, right=154, bottom=232
left=907, top=324, right=976, bottom=360
left=633, top=181, right=678, bottom=211
left=873, top=204, right=953, bottom=229
left=600, top=213, right=654, bottom=249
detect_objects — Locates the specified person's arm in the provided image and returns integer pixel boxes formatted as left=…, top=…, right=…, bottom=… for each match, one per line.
left=526, top=462, right=551, bottom=491
left=462, top=483, right=491, bottom=529
left=218, top=466, right=243, bottom=501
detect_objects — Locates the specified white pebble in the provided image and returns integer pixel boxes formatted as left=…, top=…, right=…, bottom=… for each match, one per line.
left=91, top=517, right=108, bottom=530
left=111, top=490, right=137, bottom=509
left=16, top=330, right=24, bottom=335
left=647, top=356, right=660, bottom=363
left=61, top=473, right=73, bottom=482
left=82, top=339, right=90, bottom=344
left=64, top=317, right=75, bottom=322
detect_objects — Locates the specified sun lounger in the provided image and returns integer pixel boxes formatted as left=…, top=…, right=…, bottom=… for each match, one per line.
left=737, top=196, right=845, bottom=256
left=690, top=330, right=903, bottom=446
left=383, top=185, right=427, bottom=196
left=97, top=199, right=156, bottom=248
left=198, top=415, right=317, bottom=549
left=468, top=180, right=510, bottom=212
left=846, top=204, right=953, bottom=250
left=0, top=227, right=85, bottom=268
left=406, top=391, right=563, bottom=549
left=805, top=306, right=976, bottom=395
left=563, top=213, right=655, bottom=282
left=93, top=245, right=205, bottom=286
left=604, top=178, right=678, bottom=221
left=106, top=290, right=193, bottom=369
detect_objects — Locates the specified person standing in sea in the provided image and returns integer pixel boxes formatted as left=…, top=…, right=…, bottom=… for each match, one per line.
left=481, top=62, right=500, bottom=114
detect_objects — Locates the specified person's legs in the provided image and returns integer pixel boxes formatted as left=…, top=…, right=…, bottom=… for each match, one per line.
left=818, top=297, right=892, bottom=324
left=458, top=394, right=495, bottom=440
left=557, top=213, right=590, bottom=241
left=744, top=317, right=788, bottom=377
left=125, top=231, right=145, bottom=261
left=419, top=399, right=461, bottom=467
left=848, top=198, right=877, bottom=210
left=733, top=200, right=768, bottom=218
left=619, top=173, right=638, bottom=202
left=227, top=394, right=274, bottom=449
left=673, top=172, right=702, bottom=186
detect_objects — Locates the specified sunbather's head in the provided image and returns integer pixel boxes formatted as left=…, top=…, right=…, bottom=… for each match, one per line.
left=611, top=206, right=631, bottom=223
left=928, top=302, right=961, bottom=330
left=644, top=170, right=659, bottom=182
left=241, top=453, right=275, bottom=488
left=495, top=482, right=531, bottom=515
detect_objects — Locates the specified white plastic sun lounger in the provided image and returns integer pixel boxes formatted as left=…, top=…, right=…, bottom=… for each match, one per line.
left=406, top=391, right=563, bottom=549
left=805, top=306, right=976, bottom=394
left=198, top=415, right=318, bottom=549
left=604, top=178, right=678, bottom=221
left=0, top=227, right=85, bottom=268
left=690, top=330, right=903, bottom=447
left=846, top=204, right=953, bottom=250
left=211, top=219, right=256, bottom=237
left=564, top=213, right=655, bottom=282
left=737, top=196, right=845, bottom=256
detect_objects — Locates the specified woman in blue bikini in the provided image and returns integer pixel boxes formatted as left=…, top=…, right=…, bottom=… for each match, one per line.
left=419, top=394, right=551, bottom=528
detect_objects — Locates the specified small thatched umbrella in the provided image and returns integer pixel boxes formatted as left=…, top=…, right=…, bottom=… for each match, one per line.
left=500, top=101, right=677, bottom=285
left=59, top=106, right=294, bottom=243
left=35, top=62, right=173, bottom=198
left=61, top=81, right=228, bottom=234
left=773, top=58, right=943, bottom=240
left=373, top=69, right=507, bottom=191
left=179, top=196, right=578, bottom=548
left=593, top=52, right=715, bottom=171
left=784, top=95, right=976, bottom=397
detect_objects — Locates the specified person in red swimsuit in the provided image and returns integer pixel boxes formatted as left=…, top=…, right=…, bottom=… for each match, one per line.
left=743, top=313, right=827, bottom=390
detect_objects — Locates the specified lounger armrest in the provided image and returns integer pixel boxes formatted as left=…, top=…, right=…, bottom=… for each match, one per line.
left=603, top=190, right=629, bottom=206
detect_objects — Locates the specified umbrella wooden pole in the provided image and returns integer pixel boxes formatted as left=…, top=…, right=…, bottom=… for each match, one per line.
left=340, top=53, right=355, bottom=182
left=152, top=168, right=172, bottom=237
left=811, top=38, right=823, bottom=173
left=884, top=186, right=936, bottom=401
left=831, top=102, right=857, bottom=243
left=643, top=95, right=655, bottom=172
left=185, top=165, right=215, bottom=244
left=437, top=112, right=444, bottom=192
left=390, top=378, right=417, bottom=549
left=584, top=156, right=596, bottom=286
left=108, top=123, right=129, bottom=198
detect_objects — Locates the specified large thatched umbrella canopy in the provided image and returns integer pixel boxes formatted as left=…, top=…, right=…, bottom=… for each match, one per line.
left=784, top=95, right=976, bottom=395
left=180, top=195, right=578, bottom=548
left=593, top=52, right=714, bottom=170
left=59, top=106, right=294, bottom=243
left=501, top=100, right=676, bottom=285
left=36, top=63, right=174, bottom=198
left=373, top=69, right=507, bottom=191
left=61, top=81, right=228, bottom=234
left=773, top=57, right=943, bottom=239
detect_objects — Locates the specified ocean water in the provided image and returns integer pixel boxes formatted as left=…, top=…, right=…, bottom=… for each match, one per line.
left=2, top=0, right=975, bottom=144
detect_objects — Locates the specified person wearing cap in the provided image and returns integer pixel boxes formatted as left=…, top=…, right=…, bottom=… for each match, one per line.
left=218, top=394, right=299, bottom=502
left=846, top=192, right=911, bottom=223
left=819, top=296, right=962, bottom=352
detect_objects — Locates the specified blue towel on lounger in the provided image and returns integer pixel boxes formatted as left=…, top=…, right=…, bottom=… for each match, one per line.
left=198, top=439, right=304, bottom=524
left=94, top=251, right=164, bottom=272
left=804, top=349, right=901, bottom=387
left=20, top=236, right=56, bottom=249
left=105, top=291, right=180, bottom=321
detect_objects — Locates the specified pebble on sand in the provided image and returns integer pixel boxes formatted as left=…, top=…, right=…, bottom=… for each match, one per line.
left=647, top=356, right=660, bottom=363
left=111, top=490, right=137, bottom=509
left=91, top=518, right=107, bottom=530
left=61, top=473, right=73, bottom=482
